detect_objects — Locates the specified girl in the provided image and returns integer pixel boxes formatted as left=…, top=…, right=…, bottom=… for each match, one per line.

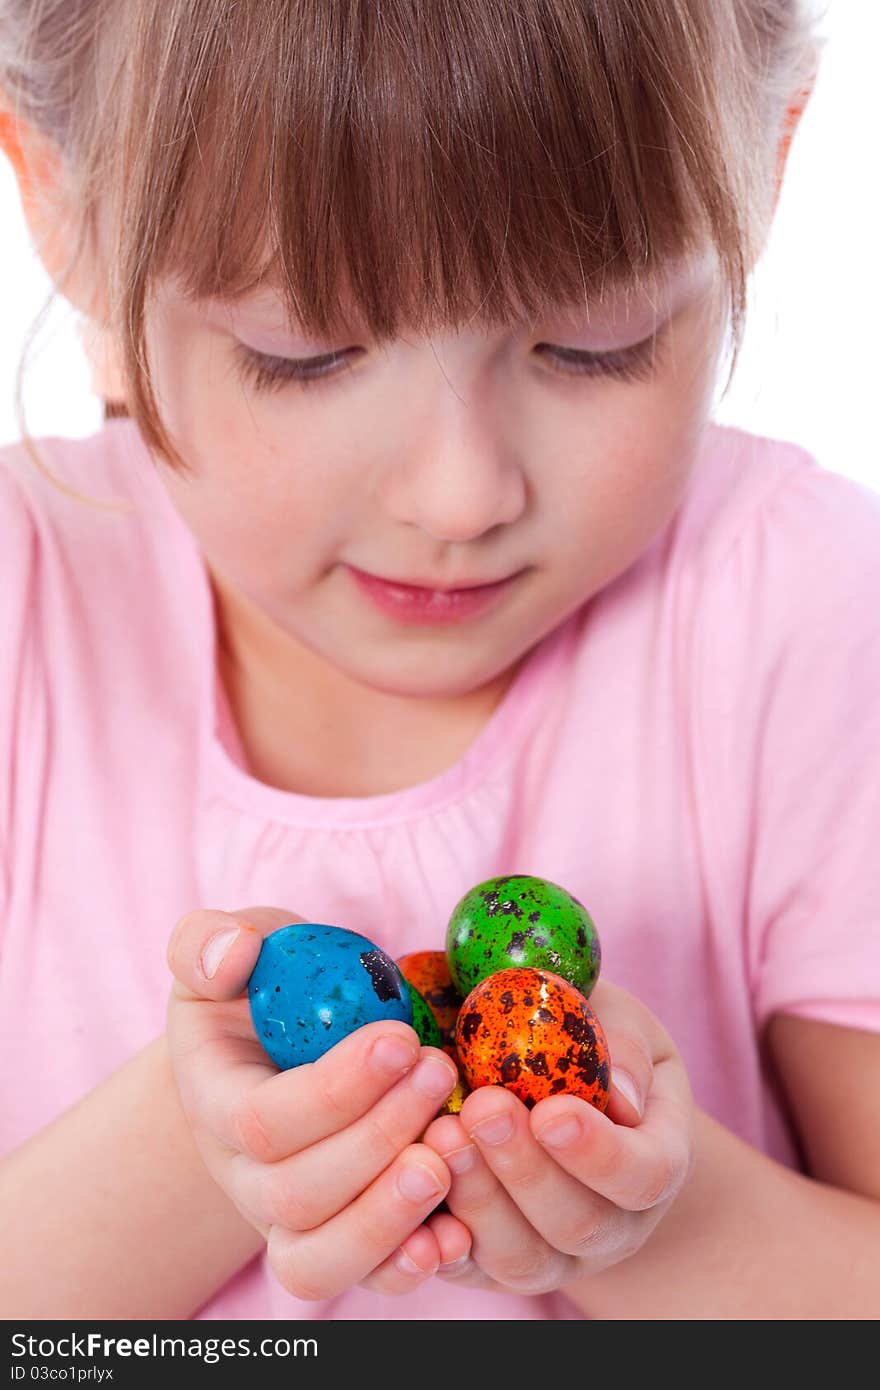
left=1, top=0, right=878, bottom=1320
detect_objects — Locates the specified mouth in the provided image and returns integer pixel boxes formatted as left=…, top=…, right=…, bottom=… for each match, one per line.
left=351, top=567, right=520, bottom=593
left=344, top=564, right=525, bottom=625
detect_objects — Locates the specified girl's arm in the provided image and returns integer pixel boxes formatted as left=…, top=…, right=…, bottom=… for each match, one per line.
left=561, top=1018, right=880, bottom=1319
left=0, top=1034, right=264, bottom=1319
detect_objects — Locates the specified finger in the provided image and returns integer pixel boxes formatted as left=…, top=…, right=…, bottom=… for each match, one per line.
left=529, top=1051, right=693, bottom=1212
left=166, top=902, right=288, bottom=1141
left=424, top=1209, right=473, bottom=1276
left=421, top=1108, right=572, bottom=1296
left=235, top=1048, right=457, bottom=1229
left=168, top=906, right=304, bottom=1003
left=358, top=1208, right=473, bottom=1295
left=358, top=1223, right=443, bottom=1295
left=171, top=1016, right=422, bottom=1156
left=423, top=1209, right=493, bottom=1289
left=454, top=1085, right=638, bottom=1262
left=420, top=1121, right=509, bottom=1290
left=266, top=1145, right=451, bottom=1302
left=588, top=978, right=671, bottom=1126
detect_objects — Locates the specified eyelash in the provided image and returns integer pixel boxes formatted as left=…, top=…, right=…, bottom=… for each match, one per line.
left=232, top=334, right=662, bottom=395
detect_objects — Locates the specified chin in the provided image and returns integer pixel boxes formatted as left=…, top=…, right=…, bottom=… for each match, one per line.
left=344, top=643, right=515, bottom=701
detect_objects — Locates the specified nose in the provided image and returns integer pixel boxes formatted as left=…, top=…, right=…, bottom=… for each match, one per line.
left=378, top=385, right=528, bottom=543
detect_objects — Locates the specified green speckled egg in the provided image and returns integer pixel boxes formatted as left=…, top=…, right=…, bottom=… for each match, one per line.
left=445, top=874, right=601, bottom=999
left=403, top=979, right=443, bottom=1049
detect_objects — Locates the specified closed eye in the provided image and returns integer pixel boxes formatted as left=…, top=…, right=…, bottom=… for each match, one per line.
left=534, top=333, right=662, bottom=384
left=232, top=329, right=664, bottom=394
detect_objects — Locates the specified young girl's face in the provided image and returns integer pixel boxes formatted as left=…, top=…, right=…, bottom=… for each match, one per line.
left=146, top=250, right=724, bottom=700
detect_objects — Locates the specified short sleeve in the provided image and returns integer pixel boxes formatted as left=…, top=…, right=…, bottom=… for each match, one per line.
left=0, top=457, right=39, bottom=924
left=728, top=462, right=880, bottom=1033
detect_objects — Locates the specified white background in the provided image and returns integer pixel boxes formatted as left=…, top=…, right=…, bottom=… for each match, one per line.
left=0, top=0, right=878, bottom=493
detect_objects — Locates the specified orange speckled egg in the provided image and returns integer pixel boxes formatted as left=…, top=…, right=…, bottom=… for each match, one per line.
left=397, top=950, right=463, bottom=1058
left=455, top=967, right=610, bottom=1110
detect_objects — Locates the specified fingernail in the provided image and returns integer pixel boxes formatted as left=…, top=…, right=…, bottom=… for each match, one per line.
left=411, top=1057, right=457, bottom=1100
left=614, top=1070, right=643, bottom=1118
left=395, top=1249, right=429, bottom=1277
left=200, top=924, right=241, bottom=979
left=444, top=1145, right=477, bottom=1175
left=439, top=1253, right=472, bottom=1274
left=371, top=1036, right=418, bottom=1075
left=398, top=1164, right=444, bottom=1202
left=469, top=1112, right=514, bottom=1146
left=536, top=1114, right=581, bottom=1149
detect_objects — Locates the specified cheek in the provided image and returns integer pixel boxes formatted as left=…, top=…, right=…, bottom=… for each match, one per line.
left=146, top=320, right=357, bottom=575
left=161, top=457, right=340, bottom=602
left=548, top=334, right=720, bottom=586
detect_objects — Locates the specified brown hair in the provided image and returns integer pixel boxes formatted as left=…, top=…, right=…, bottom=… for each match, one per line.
left=0, top=0, right=824, bottom=496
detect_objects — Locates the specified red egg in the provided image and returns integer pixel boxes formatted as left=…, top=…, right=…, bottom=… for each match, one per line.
left=397, top=950, right=462, bottom=1058
left=455, top=967, right=610, bottom=1110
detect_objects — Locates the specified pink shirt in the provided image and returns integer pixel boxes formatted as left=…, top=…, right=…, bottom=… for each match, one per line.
left=2, top=417, right=879, bottom=1320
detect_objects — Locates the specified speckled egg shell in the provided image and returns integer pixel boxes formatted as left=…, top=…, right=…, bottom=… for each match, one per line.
left=438, top=1073, right=470, bottom=1116
left=445, top=874, right=601, bottom=999
left=397, top=950, right=463, bottom=1057
left=248, top=922, right=413, bottom=1069
left=455, top=966, right=610, bottom=1110
left=403, top=979, right=443, bottom=1049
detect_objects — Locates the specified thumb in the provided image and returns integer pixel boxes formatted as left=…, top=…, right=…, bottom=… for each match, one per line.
left=586, top=978, right=660, bottom=1128
left=167, top=906, right=308, bottom=1003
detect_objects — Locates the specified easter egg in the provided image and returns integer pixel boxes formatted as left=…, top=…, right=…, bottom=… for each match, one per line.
left=397, top=950, right=463, bottom=1057
left=445, top=874, right=601, bottom=999
left=455, top=966, right=610, bottom=1110
left=248, top=922, right=413, bottom=1069
left=403, top=978, right=443, bottom=1049
left=438, top=1072, right=470, bottom=1116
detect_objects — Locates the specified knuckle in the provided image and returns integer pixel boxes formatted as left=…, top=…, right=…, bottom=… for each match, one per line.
left=170, top=1030, right=220, bottom=1072
left=500, top=1164, right=544, bottom=1196
left=348, top=1199, right=400, bottom=1259
left=583, top=1133, right=622, bottom=1188
left=619, top=1035, right=654, bottom=1079
left=319, top=1071, right=357, bottom=1126
left=567, top=1210, right=622, bottom=1261
left=629, top=1153, right=679, bottom=1211
left=269, top=1247, right=335, bottom=1303
left=444, top=1186, right=484, bottom=1219
left=607, top=1041, right=653, bottom=1101
left=359, top=1107, right=406, bottom=1167
left=259, top=1165, right=317, bottom=1233
left=493, top=1247, right=565, bottom=1295
left=230, top=1092, right=282, bottom=1164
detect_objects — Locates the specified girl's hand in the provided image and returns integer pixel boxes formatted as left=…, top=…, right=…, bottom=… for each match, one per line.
left=165, top=907, right=469, bottom=1300
left=419, top=979, right=694, bottom=1294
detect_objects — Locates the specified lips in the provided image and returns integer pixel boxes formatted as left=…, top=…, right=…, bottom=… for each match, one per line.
left=345, top=563, right=523, bottom=625
left=350, top=566, right=516, bottom=593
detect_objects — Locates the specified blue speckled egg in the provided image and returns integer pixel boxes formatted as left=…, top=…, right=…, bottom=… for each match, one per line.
left=248, top=922, right=414, bottom=1069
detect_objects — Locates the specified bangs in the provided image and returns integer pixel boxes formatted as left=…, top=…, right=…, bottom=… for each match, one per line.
left=114, top=0, right=757, bottom=345
left=100, top=0, right=786, bottom=468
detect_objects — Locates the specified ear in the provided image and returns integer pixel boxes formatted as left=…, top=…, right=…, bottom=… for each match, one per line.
left=772, top=72, right=817, bottom=212
left=0, top=92, right=108, bottom=322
